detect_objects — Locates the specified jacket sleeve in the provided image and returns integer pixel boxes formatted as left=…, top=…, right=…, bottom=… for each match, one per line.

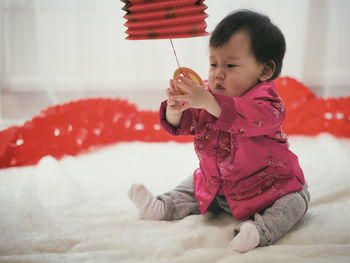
left=159, top=100, right=200, bottom=136
left=206, top=85, right=285, bottom=137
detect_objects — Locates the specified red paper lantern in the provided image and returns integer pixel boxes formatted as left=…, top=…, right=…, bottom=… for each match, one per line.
left=121, top=0, right=209, bottom=40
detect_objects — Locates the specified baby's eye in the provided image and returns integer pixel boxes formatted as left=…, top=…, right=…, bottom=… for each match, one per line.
left=227, top=64, right=237, bottom=68
left=210, top=63, right=217, bottom=67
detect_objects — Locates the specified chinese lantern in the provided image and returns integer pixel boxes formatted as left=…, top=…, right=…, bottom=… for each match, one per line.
left=121, top=0, right=209, bottom=40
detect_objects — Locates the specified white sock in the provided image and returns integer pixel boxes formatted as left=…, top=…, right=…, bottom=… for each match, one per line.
left=228, top=222, right=260, bottom=253
left=128, top=184, right=165, bottom=220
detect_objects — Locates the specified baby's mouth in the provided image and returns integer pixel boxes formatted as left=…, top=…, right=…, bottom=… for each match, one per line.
left=216, top=84, right=225, bottom=90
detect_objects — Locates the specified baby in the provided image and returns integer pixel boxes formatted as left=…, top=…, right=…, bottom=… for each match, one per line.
left=128, top=9, right=310, bottom=253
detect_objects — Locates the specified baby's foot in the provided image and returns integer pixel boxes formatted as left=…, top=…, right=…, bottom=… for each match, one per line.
left=228, top=222, right=260, bottom=253
left=128, top=184, right=165, bottom=220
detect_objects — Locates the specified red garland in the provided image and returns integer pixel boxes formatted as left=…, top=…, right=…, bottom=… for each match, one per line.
left=275, top=77, right=350, bottom=137
left=0, top=77, right=349, bottom=169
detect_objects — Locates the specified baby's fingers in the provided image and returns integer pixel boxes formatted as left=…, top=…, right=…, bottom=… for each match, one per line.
left=178, top=75, right=196, bottom=86
left=168, top=101, right=188, bottom=113
left=178, top=101, right=191, bottom=112
left=166, top=88, right=172, bottom=97
left=166, top=87, right=178, bottom=98
left=170, top=79, right=176, bottom=89
left=172, top=94, right=189, bottom=102
left=169, top=79, right=180, bottom=94
left=167, top=98, right=176, bottom=106
left=173, top=78, right=191, bottom=94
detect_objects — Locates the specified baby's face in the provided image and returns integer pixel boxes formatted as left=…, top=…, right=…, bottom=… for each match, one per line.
left=208, top=31, right=264, bottom=97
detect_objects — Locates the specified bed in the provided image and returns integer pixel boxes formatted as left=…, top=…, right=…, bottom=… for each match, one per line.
left=0, top=133, right=350, bottom=262
left=1, top=76, right=350, bottom=262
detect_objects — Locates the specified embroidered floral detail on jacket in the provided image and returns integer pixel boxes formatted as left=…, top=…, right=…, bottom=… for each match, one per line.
left=190, top=120, right=198, bottom=134
left=254, top=120, right=263, bottom=128
left=273, top=108, right=281, bottom=118
left=272, top=101, right=285, bottom=112
left=218, top=156, right=235, bottom=176
left=268, top=183, right=287, bottom=196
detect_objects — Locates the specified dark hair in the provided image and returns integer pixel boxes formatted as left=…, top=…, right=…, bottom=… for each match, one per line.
left=210, top=9, right=286, bottom=80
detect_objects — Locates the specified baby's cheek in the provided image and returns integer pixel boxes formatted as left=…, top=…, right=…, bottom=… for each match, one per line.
left=207, top=76, right=215, bottom=88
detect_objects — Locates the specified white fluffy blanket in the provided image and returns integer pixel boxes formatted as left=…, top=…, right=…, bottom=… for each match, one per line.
left=1, top=134, right=350, bottom=262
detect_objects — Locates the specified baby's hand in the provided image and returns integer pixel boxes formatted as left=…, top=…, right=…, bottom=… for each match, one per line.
left=171, top=76, right=211, bottom=111
left=166, top=79, right=188, bottom=113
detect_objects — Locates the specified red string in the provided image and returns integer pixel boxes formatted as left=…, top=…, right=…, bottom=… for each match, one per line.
left=170, top=38, right=182, bottom=69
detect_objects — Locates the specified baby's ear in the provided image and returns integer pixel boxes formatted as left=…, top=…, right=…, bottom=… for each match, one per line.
left=259, top=60, right=276, bottom=82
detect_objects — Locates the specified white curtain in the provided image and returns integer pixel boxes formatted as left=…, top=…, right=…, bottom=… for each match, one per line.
left=1, top=0, right=217, bottom=94
left=0, top=0, right=349, bottom=120
left=302, top=0, right=350, bottom=97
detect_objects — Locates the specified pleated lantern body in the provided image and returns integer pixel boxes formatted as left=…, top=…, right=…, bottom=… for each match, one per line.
left=121, top=0, right=209, bottom=40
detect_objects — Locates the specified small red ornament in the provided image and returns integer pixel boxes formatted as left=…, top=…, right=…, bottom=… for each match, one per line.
left=173, top=67, right=205, bottom=95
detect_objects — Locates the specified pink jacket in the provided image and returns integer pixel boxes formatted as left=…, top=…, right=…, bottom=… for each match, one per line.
left=159, top=81, right=305, bottom=220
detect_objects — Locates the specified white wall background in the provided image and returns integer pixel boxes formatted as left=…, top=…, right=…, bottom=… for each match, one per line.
left=0, top=0, right=349, bottom=111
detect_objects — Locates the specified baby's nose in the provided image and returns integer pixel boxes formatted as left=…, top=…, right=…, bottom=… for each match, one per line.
left=216, top=68, right=226, bottom=79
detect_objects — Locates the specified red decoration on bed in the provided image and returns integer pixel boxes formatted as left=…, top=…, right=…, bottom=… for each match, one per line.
left=0, top=77, right=349, bottom=169
left=275, top=77, right=350, bottom=138
left=121, top=0, right=209, bottom=40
